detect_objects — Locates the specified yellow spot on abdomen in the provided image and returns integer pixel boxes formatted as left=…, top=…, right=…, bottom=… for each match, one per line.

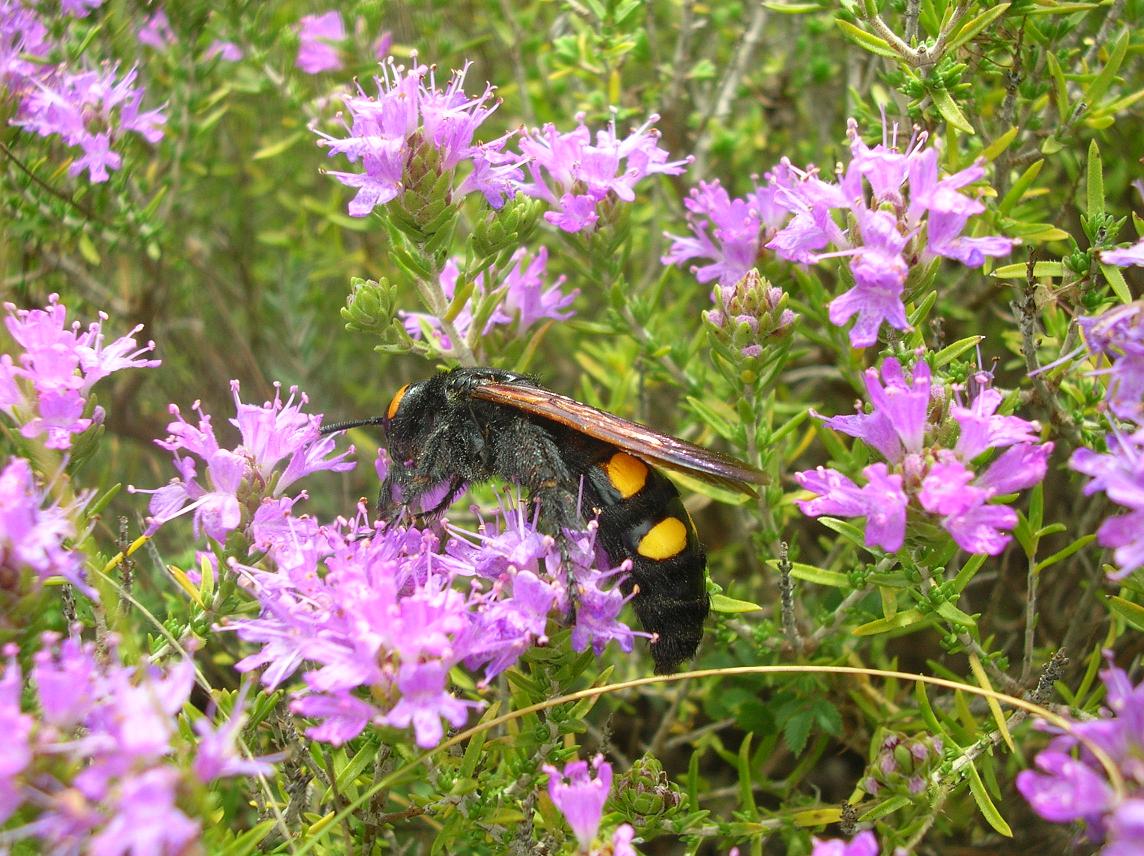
left=637, top=517, right=688, bottom=560
left=387, top=383, right=411, bottom=421
left=603, top=451, right=648, bottom=499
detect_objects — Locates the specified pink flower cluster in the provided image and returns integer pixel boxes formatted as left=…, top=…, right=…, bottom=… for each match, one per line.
left=2, top=1, right=167, bottom=183
left=1, top=295, right=160, bottom=450
left=0, top=635, right=273, bottom=854
left=136, top=389, right=638, bottom=749
left=796, top=357, right=1052, bottom=555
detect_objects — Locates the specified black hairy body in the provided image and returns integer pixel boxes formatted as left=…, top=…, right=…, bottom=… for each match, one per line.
left=330, top=367, right=764, bottom=673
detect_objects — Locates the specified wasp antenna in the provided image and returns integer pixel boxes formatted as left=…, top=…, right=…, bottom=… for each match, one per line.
left=320, top=417, right=387, bottom=435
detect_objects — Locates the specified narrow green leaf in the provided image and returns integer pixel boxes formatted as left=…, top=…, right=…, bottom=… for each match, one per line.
left=993, top=260, right=1064, bottom=279
left=834, top=19, right=900, bottom=58
left=816, top=517, right=873, bottom=551
left=999, top=159, right=1044, bottom=214
left=762, top=1, right=823, bottom=11
left=965, top=760, right=1014, bottom=837
left=934, top=601, right=977, bottom=629
left=1035, top=534, right=1097, bottom=572
left=710, top=594, right=765, bottom=613
left=252, top=131, right=304, bottom=160
left=1084, top=29, right=1129, bottom=106
left=1028, top=483, right=1044, bottom=532
left=1106, top=596, right=1144, bottom=633
left=1045, top=52, right=1069, bottom=123
left=217, top=820, right=277, bottom=856
left=459, top=702, right=500, bottom=779
left=932, top=86, right=975, bottom=134
left=951, top=553, right=987, bottom=594
left=980, top=127, right=1018, bottom=162
left=1100, top=262, right=1132, bottom=304
left=858, top=794, right=913, bottom=822
left=1087, top=139, right=1104, bottom=216
left=737, top=733, right=759, bottom=819
left=933, top=336, right=984, bottom=368
left=969, top=653, right=1015, bottom=753
left=945, top=4, right=1010, bottom=52
left=787, top=562, right=850, bottom=588
left=853, top=609, right=927, bottom=636
left=915, top=681, right=944, bottom=735
left=907, top=289, right=938, bottom=326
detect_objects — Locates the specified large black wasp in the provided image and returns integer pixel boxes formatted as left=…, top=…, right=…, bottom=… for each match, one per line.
left=323, top=367, right=766, bottom=673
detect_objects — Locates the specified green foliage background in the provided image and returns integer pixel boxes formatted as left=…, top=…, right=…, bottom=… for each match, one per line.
left=2, top=0, right=1142, bottom=853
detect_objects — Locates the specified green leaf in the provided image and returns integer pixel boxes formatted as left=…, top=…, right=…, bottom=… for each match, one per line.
left=1100, top=262, right=1132, bottom=304
left=1087, top=139, right=1104, bottom=216
left=858, top=794, right=913, bottom=822
left=951, top=553, right=987, bottom=594
left=965, top=760, right=1013, bottom=837
left=252, top=131, right=304, bottom=160
left=979, top=126, right=1018, bottom=162
left=969, top=653, right=1015, bottom=753
left=931, top=86, right=975, bottom=134
left=999, top=159, right=1044, bottom=214
left=1106, top=595, right=1144, bottom=633
left=945, top=4, right=1010, bottom=52
left=459, top=702, right=500, bottom=779
left=835, top=19, right=900, bottom=58
left=787, top=562, right=850, bottom=588
left=762, top=1, right=823, bottom=10
left=993, top=260, right=1064, bottom=279
left=782, top=711, right=813, bottom=755
left=915, top=681, right=944, bottom=735
left=1045, top=52, right=1069, bottom=123
left=216, top=821, right=277, bottom=856
left=1084, top=29, right=1129, bottom=107
left=816, top=517, right=873, bottom=552
left=737, top=733, right=759, bottom=818
left=711, top=593, right=766, bottom=613
left=934, top=601, right=977, bottom=629
left=933, top=336, right=984, bottom=368
left=1035, top=534, right=1097, bottom=572
left=853, top=609, right=927, bottom=636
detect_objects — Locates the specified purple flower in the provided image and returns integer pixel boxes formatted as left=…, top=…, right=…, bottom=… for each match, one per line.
left=0, top=457, right=91, bottom=595
left=383, top=660, right=481, bottom=748
left=1018, top=654, right=1144, bottom=851
left=225, top=486, right=631, bottom=748
left=2, top=295, right=159, bottom=448
left=192, top=688, right=280, bottom=782
left=0, top=634, right=275, bottom=853
left=1102, top=238, right=1144, bottom=267
left=296, top=10, right=345, bottom=74
left=0, top=646, right=33, bottom=825
left=810, top=830, right=879, bottom=856
left=765, top=118, right=1014, bottom=348
left=13, top=65, right=167, bottom=183
left=796, top=358, right=1051, bottom=555
left=133, top=380, right=352, bottom=541
left=86, top=768, right=199, bottom=855
left=399, top=247, right=576, bottom=355
left=136, top=9, right=174, bottom=50
left=662, top=178, right=790, bottom=286
left=796, top=463, right=908, bottom=552
left=61, top=0, right=102, bottom=18
left=317, top=58, right=516, bottom=216
left=543, top=754, right=613, bottom=849
left=1, top=1, right=49, bottom=90
left=205, top=40, right=243, bottom=63
left=1078, top=303, right=1144, bottom=423
left=1070, top=429, right=1144, bottom=579
left=517, top=113, right=691, bottom=233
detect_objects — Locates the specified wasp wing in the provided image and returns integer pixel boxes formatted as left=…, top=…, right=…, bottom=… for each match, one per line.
left=472, top=382, right=767, bottom=496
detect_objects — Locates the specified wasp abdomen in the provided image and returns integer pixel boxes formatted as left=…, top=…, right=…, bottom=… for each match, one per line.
left=582, top=449, right=710, bottom=673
